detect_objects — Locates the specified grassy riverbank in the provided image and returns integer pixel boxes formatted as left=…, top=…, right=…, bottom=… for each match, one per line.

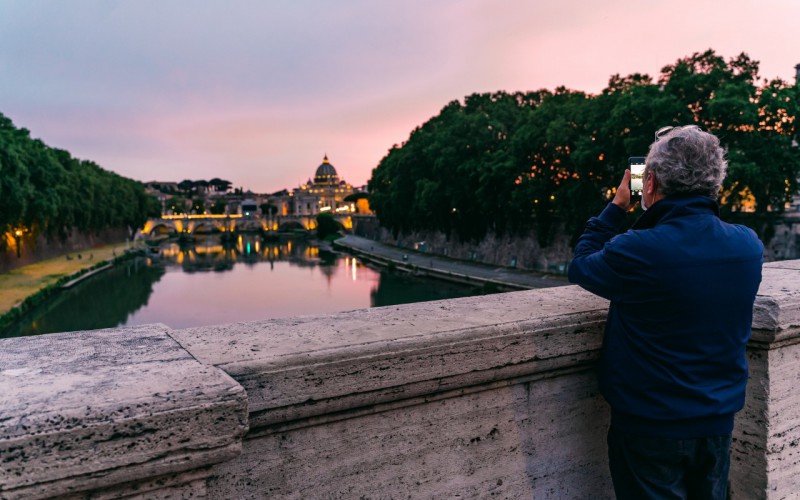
left=0, top=243, right=132, bottom=330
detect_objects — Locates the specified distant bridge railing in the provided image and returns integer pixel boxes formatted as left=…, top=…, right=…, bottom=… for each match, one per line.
left=2, top=261, right=799, bottom=498
left=141, top=213, right=353, bottom=237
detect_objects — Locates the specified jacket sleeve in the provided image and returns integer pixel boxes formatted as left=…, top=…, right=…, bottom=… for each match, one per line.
left=568, top=203, right=637, bottom=302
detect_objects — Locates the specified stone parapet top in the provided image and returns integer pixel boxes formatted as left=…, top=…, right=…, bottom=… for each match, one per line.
left=752, top=261, right=800, bottom=340
left=169, top=260, right=800, bottom=429
left=171, top=287, right=611, bottom=428
left=0, top=324, right=248, bottom=499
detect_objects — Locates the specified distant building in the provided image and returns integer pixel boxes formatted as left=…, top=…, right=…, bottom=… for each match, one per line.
left=268, top=189, right=291, bottom=217
left=287, top=155, right=358, bottom=216
left=145, top=156, right=372, bottom=220
left=241, top=199, right=258, bottom=219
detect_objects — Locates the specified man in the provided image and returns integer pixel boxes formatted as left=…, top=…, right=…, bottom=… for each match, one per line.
left=568, top=126, right=763, bottom=499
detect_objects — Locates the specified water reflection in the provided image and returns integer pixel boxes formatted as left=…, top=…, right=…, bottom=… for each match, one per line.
left=161, top=236, right=330, bottom=273
left=3, top=235, right=491, bottom=337
left=4, top=260, right=166, bottom=338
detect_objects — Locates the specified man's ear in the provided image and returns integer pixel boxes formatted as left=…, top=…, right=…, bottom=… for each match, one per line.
left=646, top=172, right=658, bottom=196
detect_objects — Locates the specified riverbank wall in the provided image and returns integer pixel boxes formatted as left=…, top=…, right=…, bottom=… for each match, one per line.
left=333, top=234, right=567, bottom=291
left=1, top=227, right=129, bottom=274
left=2, top=260, right=800, bottom=498
left=352, top=215, right=573, bottom=274
left=762, top=216, right=800, bottom=261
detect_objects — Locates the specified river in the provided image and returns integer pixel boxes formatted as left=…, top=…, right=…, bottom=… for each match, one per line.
left=2, top=235, right=495, bottom=338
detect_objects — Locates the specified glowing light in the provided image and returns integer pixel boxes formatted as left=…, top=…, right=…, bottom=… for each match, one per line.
left=352, top=259, right=357, bottom=281
left=14, top=230, right=22, bottom=237
left=161, top=214, right=242, bottom=220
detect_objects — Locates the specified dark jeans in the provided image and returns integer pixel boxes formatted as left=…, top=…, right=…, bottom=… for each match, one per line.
left=607, top=426, right=731, bottom=499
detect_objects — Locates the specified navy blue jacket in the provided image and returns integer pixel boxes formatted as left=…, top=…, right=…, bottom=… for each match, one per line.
left=568, top=196, right=763, bottom=438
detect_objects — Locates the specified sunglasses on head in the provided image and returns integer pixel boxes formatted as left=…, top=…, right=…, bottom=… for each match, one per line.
left=655, top=126, right=674, bottom=140
left=655, top=125, right=701, bottom=141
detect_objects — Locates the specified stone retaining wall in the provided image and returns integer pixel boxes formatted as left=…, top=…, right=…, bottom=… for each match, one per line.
left=0, top=227, right=129, bottom=273
left=351, top=216, right=573, bottom=273
left=2, top=261, right=800, bottom=498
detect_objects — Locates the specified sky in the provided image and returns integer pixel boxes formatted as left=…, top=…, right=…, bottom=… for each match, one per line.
left=1, top=0, right=798, bottom=194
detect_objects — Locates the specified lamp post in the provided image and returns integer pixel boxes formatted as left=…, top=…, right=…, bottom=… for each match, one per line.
left=14, top=229, right=23, bottom=258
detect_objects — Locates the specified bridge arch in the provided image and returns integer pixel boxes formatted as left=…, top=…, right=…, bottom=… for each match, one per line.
left=278, top=221, right=307, bottom=232
left=235, top=220, right=264, bottom=233
left=190, top=222, right=220, bottom=234
left=149, top=224, right=175, bottom=236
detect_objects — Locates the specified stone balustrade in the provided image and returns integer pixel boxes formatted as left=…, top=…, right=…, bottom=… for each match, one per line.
left=2, top=260, right=799, bottom=499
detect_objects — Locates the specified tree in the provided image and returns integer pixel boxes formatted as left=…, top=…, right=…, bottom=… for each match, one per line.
left=178, top=179, right=195, bottom=195
left=191, top=198, right=206, bottom=214
left=209, top=178, right=232, bottom=192
left=0, top=112, right=159, bottom=244
left=368, top=50, right=800, bottom=246
left=315, top=213, right=341, bottom=239
left=210, top=198, right=227, bottom=215
left=259, top=203, right=277, bottom=218
left=169, top=196, right=188, bottom=215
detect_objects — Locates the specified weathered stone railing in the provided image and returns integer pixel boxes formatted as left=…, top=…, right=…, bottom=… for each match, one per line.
left=2, top=260, right=799, bottom=499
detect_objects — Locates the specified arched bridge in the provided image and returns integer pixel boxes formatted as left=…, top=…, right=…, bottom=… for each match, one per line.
left=142, top=215, right=258, bottom=237
left=140, top=214, right=352, bottom=238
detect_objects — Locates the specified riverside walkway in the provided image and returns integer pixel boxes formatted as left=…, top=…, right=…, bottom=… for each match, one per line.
left=334, top=234, right=567, bottom=290
left=0, top=242, right=131, bottom=317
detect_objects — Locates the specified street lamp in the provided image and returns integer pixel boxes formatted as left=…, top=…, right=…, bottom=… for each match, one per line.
left=13, top=229, right=23, bottom=258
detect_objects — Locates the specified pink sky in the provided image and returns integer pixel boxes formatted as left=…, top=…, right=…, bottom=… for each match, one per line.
left=1, top=0, right=797, bottom=193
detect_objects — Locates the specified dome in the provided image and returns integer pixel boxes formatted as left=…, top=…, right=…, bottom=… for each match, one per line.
left=314, top=155, right=340, bottom=184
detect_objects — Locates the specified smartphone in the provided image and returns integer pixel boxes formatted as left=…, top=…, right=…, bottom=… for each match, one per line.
left=628, top=157, right=646, bottom=202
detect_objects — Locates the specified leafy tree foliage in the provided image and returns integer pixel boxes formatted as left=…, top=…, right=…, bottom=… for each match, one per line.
left=0, top=113, right=160, bottom=243
left=209, top=178, right=232, bottom=192
left=259, top=203, right=277, bottom=217
left=178, top=179, right=197, bottom=195
left=368, top=50, right=800, bottom=245
left=168, top=196, right=188, bottom=215
left=210, top=198, right=228, bottom=215
left=315, top=212, right=341, bottom=239
left=191, top=198, right=206, bottom=214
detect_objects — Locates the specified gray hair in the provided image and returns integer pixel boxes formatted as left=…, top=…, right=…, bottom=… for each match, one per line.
left=645, top=125, right=727, bottom=200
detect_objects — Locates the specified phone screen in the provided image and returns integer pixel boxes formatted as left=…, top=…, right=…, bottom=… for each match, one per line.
left=629, top=157, right=645, bottom=200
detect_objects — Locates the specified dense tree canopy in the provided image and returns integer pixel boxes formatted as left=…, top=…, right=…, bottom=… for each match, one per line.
left=368, top=51, right=800, bottom=245
left=0, top=113, right=161, bottom=243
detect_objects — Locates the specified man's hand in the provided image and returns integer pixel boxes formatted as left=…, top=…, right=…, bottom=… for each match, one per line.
left=613, top=169, right=635, bottom=211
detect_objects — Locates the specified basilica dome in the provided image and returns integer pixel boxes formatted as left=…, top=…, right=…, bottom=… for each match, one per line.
left=314, top=155, right=340, bottom=184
